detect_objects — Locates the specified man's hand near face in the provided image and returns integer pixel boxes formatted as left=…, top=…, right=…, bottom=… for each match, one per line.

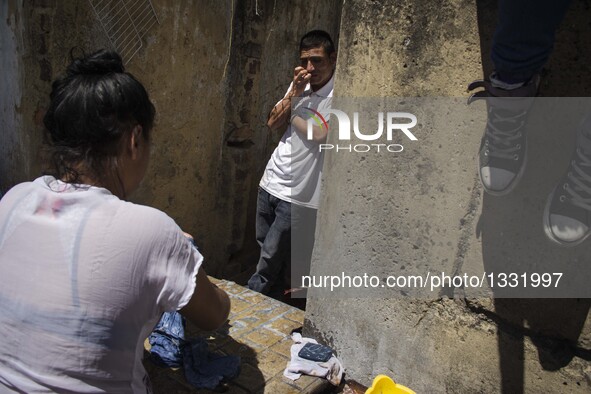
left=291, top=66, right=312, bottom=97
left=266, top=66, right=312, bottom=132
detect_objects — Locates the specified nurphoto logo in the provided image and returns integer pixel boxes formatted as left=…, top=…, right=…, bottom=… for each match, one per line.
left=305, top=108, right=418, bottom=153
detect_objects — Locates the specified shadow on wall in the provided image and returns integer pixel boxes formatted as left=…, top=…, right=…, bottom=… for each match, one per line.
left=475, top=1, right=591, bottom=392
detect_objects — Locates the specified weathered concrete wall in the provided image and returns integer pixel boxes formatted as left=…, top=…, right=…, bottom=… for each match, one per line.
left=0, top=1, right=24, bottom=196
left=122, top=0, right=341, bottom=276
left=0, top=0, right=231, bottom=272
left=0, top=0, right=340, bottom=276
left=1, top=0, right=107, bottom=195
left=126, top=0, right=234, bottom=274
left=305, top=0, right=591, bottom=393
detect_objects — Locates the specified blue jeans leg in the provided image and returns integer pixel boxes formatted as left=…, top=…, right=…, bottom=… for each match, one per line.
left=492, top=0, right=572, bottom=82
left=248, top=189, right=292, bottom=295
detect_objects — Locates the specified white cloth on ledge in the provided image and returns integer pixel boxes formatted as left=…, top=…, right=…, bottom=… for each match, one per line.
left=283, top=332, right=343, bottom=386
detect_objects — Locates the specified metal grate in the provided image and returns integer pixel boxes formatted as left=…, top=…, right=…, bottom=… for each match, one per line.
left=88, top=0, right=160, bottom=63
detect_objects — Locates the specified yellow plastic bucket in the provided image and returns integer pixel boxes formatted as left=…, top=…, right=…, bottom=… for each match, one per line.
left=365, top=374, right=416, bottom=394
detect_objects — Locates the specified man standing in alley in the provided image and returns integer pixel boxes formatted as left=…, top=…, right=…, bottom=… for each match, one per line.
left=248, top=30, right=337, bottom=299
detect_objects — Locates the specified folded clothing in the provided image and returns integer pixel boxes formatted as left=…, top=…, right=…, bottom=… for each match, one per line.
left=148, top=311, right=186, bottom=368
left=148, top=312, right=240, bottom=390
left=283, top=332, right=343, bottom=386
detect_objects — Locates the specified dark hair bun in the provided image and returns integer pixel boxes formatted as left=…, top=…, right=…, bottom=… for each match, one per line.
left=43, top=49, right=155, bottom=189
left=66, top=49, right=125, bottom=76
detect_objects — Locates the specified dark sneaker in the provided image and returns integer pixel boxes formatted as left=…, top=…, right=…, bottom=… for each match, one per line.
left=544, top=115, right=591, bottom=246
left=468, top=73, right=540, bottom=195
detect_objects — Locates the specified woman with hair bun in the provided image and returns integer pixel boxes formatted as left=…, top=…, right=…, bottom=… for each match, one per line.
left=0, top=50, right=230, bottom=393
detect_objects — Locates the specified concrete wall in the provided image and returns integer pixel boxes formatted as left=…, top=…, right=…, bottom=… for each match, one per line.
left=1, top=0, right=108, bottom=196
left=0, top=0, right=341, bottom=276
left=126, top=0, right=235, bottom=274
left=1, top=1, right=25, bottom=196
left=305, top=0, right=591, bottom=393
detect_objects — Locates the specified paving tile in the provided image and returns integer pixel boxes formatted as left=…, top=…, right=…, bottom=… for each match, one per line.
left=256, top=376, right=302, bottom=394
left=218, top=338, right=263, bottom=366
left=238, top=289, right=267, bottom=305
left=233, top=299, right=291, bottom=321
left=184, top=315, right=236, bottom=337
left=233, top=362, right=267, bottom=393
left=243, top=327, right=286, bottom=348
left=263, top=316, right=302, bottom=336
left=266, top=302, right=292, bottom=317
left=254, top=349, right=290, bottom=381
left=283, top=308, right=305, bottom=323
left=218, top=280, right=247, bottom=296
left=227, top=315, right=264, bottom=338
left=305, top=379, right=333, bottom=394
left=268, top=337, right=294, bottom=359
left=228, top=296, right=256, bottom=316
left=289, top=373, right=325, bottom=391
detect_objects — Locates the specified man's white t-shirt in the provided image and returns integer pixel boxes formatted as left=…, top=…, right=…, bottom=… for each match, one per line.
left=259, top=74, right=334, bottom=209
left=0, top=176, right=202, bottom=393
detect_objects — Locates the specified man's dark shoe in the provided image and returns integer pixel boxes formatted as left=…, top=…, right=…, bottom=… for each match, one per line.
left=544, top=115, right=591, bottom=246
left=468, top=73, right=540, bottom=195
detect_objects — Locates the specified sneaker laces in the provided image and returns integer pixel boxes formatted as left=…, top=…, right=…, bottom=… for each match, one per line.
left=468, top=75, right=538, bottom=163
left=562, top=146, right=591, bottom=212
left=483, top=107, right=527, bottom=160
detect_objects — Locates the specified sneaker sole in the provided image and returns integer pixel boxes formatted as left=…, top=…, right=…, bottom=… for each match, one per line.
left=478, top=135, right=528, bottom=197
left=542, top=186, right=591, bottom=247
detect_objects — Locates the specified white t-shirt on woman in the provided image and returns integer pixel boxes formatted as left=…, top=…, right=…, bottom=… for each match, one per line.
left=0, top=176, right=202, bottom=393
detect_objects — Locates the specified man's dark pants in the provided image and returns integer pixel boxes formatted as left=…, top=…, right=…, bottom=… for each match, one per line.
left=248, top=188, right=317, bottom=297
left=492, top=0, right=572, bottom=82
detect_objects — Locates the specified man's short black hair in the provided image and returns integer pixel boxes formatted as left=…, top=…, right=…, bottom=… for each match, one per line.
left=300, top=30, right=336, bottom=55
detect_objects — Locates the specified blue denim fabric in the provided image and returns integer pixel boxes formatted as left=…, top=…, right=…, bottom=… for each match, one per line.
left=149, top=312, right=240, bottom=389
left=492, top=0, right=572, bottom=83
left=148, top=311, right=185, bottom=368
left=248, top=188, right=292, bottom=295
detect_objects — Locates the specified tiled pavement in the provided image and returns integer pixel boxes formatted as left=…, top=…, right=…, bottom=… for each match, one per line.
left=144, top=278, right=331, bottom=394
